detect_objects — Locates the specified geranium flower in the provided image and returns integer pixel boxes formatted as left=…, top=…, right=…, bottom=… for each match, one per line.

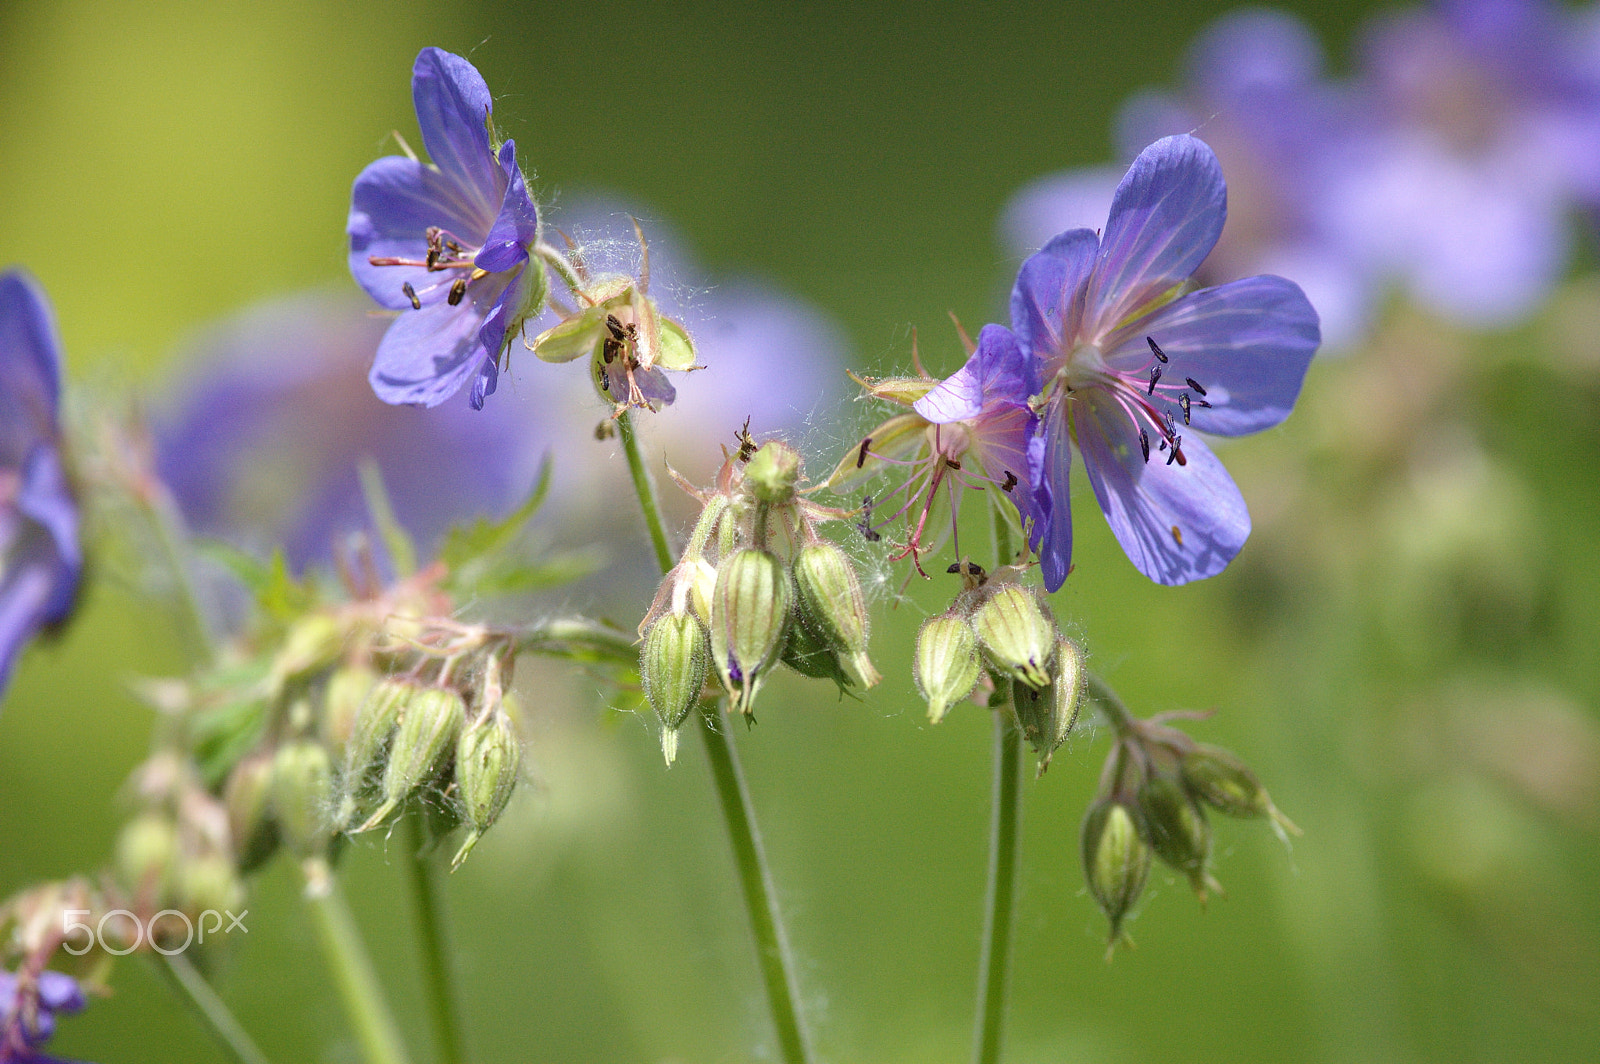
left=0, top=269, right=80, bottom=700
left=349, top=47, right=545, bottom=409
left=0, top=967, right=87, bottom=1062
left=1012, top=135, right=1319, bottom=589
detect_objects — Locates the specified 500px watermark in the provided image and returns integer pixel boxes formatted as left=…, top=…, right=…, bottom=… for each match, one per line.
left=61, top=908, right=248, bottom=956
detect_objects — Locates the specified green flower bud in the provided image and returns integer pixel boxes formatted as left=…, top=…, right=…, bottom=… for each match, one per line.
left=451, top=711, right=523, bottom=871
left=342, top=678, right=413, bottom=782
left=710, top=548, right=793, bottom=715
left=272, top=739, right=335, bottom=858
left=1180, top=743, right=1300, bottom=835
left=791, top=543, right=879, bottom=689
left=914, top=614, right=980, bottom=723
left=642, top=612, right=711, bottom=749
left=1137, top=773, right=1216, bottom=901
left=360, top=687, right=467, bottom=831
left=1013, top=638, right=1085, bottom=772
left=743, top=441, right=802, bottom=505
left=224, top=748, right=280, bottom=873
left=971, top=584, right=1056, bottom=688
left=116, top=812, right=179, bottom=902
left=173, top=852, right=245, bottom=920
left=320, top=664, right=378, bottom=760
left=271, top=614, right=346, bottom=687
left=1082, top=798, right=1150, bottom=955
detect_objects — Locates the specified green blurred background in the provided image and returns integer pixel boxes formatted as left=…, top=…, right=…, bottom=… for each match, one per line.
left=3, top=1, right=1598, bottom=1062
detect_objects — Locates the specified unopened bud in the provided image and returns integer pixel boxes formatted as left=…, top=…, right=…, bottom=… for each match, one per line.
left=1013, top=638, right=1084, bottom=772
left=743, top=441, right=802, bottom=505
left=173, top=852, right=245, bottom=920
left=791, top=543, right=879, bottom=688
left=1082, top=798, right=1150, bottom=955
left=342, top=678, right=413, bottom=781
left=642, top=612, right=711, bottom=739
left=271, top=614, right=346, bottom=687
left=451, top=712, right=523, bottom=870
left=914, top=614, right=980, bottom=723
left=116, top=813, right=179, bottom=902
left=971, top=584, right=1055, bottom=688
left=272, top=740, right=335, bottom=858
left=361, top=687, right=466, bottom=831
left=321, top=664, right=378, bottom=758
left=711, top=548, right=793, bottom=715
left=781, top=614, right=852, bottom=689
left=224, top=749, right=280, bottom=873
left=1181, top=743, right=1300, bottom=835
left=1138, top=773, right=1216, bottom=901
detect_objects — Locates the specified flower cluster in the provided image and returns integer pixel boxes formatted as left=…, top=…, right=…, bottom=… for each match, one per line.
left=1, top=966, right=86, bottom=1064
left=1007, top=0, right=1600, bottom=347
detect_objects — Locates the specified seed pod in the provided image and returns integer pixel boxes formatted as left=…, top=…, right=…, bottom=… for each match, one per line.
left=359, top=687, right=467, bottom=831
left=1013, top=637, right=1085, bottom=772
left=173, top=852, right=246, bottom=920
left=271, top=614, right=346, bottom=687
left=272, top=739, right=335, bottom=858
left=224, top=748, right=280, bottom=873
left=1137, top=772, right=1215, bottom=901
left=791, top=542, right=879, bottom=689
left=710, top=548, right=793, bottom=715
left=642, top=612, right=711, bottom=734
left=1180, top=743, right=1299, bottom=837
left=971, top=584, right=1055, bottom=688
left=781, top=613, right=852, bottom=690
left=1082, top=797, right=1150, bottom=955
left=914, top=614, right=980, bottom=723
left=320, top=664, right=378, bottom=758
left=743, top=441, right=802, bottom=505
left=342, top=677, right=413, bottom=781
left=451, top=711, right=523, bottom=870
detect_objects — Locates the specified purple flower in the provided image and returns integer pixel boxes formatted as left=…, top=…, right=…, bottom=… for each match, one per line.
left=0, top=270, right=80, bottom=700
left=1010, top=136, right=1319, bottom=590
left=1, top=968, right=87, bottom=1062
left=349, top=48, right=545, bottom=410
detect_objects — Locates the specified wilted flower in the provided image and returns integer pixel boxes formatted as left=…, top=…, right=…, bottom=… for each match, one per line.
left=349, top=47, right=545, bottom=409
left=0, top=269, right=80, bottom=699
left=1011, top=135, right=1320, bottom=588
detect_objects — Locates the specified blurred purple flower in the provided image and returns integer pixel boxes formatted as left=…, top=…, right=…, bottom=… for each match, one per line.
left=1, top=968, right=87, bottom=1062
left=349, top=47, right=544, bottom=410
left=155, top=292, right=547, bottom=573
left=0, top=269, right=80, bottom=700
left=1010, top=136, right=1319, bottom=589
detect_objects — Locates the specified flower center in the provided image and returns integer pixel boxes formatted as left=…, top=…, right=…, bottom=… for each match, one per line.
left=1063, top=336, right=1212, bottom=468
left=368, top=226, right=490, bottom=310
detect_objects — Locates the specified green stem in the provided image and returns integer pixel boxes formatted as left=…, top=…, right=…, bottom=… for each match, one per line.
left=697, top=705, right=813, bottom=1064
left=144, top=484, right=215, bottom=662
left=535, top=240, right=583, bottom=295
left=404, top=814, right=470, bottom=1064
left=151, top=952, right=272, bottom=1064
left=305, top=877, right=412, bottom=1064
left=972, top=696, right=1023, bottom=1064
left=1085, top=671, right=1139, bottom=737
left=972, top=507, right=1022, bottom=1064
left=616, top=412, right=811, bottom=1063
left=616, top=410, right=675, bottom=573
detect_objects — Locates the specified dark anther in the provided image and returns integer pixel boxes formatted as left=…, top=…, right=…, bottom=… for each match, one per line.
left=1167, top=436, right=1183, bottom=466
left=425, top=247, right=439, bottom=270
left=401, top=282, right=421, bottom=310
left=857, top=518, right=881, bottom=543
left=946, top=561, right=986, bottom=579
left=1159, top=438, right=1168, bottom=452
left=945, top=457, right=962, bottom=471
left=1001, top=470, right=1018, bottom=492
left=605, top=314, right=627, bottom=341
left=1179, top=392, right=1192, bottom=425
left=1162, top=411, right=1178, bottom=440
left=1147, top=336, right=1169, bottom=363
left=856, top=437, right=872, bottom=468
left=1185, top=377, right=1207, bottom=396
left=1148, top=365, right=1162, bottom=395
left=447, top=278, right=467, bottom=306
left=1139, top=429, right=1150, bottom=463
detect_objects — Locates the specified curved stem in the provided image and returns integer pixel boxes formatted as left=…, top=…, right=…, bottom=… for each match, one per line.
left=697, top=706, right=813, bottom=1064
left=616, top=410, right=675, bottom=573
left=617, top=413, right=811, bottom=1063
left=151, top=952, right=272, bottom=1064
left=1085, top=671, right=1139, bottom=737
left=305, top=877, right=412, bottom=1064
left=973, top=507, right=1022, bottom=1064
left=973, top=686, right=1023, bottom=1064
left=404, top=814, right=469, bottom=1064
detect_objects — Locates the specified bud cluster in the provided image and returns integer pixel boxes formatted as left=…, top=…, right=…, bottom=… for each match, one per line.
left=1079, top=709, right=1300, bottom=955
left=914, top=569, right=1084, bottom=772
left=638, top=438, right=879, bottom=762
